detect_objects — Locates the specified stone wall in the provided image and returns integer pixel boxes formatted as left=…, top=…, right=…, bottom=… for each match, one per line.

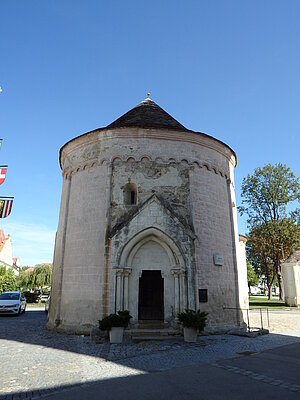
left=47, top=166, right=109, bottom=333
left=189, top=166, right=247, bottom=331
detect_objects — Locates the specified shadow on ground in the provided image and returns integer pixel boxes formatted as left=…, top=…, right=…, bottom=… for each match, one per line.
left=2, top=342, right=300, bottom=400
left=1, top=310, right=300, bottom=399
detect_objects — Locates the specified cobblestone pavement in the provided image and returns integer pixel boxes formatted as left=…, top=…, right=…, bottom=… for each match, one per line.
left=249, top=309, right=300, bottom=336
left=1, top=310, right=300, bottom=399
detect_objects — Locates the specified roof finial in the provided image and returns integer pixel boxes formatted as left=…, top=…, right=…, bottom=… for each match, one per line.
left=147, top=92, right=151, bottom=98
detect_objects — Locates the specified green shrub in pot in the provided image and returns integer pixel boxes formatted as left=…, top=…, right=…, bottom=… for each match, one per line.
left=177, top=309, right=208, bottom=331
left=99, top=310, right=132, bottom=344
left=99, top=310, right=132, bottom=331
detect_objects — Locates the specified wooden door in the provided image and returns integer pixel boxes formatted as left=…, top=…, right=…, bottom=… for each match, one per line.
left=138, top=270, right=164, bottom=320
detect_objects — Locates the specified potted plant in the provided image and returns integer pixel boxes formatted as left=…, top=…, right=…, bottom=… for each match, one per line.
left=177, top=309, right=208, bottom=342
left=99, top=310, right=132, bottom=343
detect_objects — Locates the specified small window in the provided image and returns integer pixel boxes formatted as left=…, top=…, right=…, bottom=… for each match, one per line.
left=130, top=190, right=136, bottom=205
left=124, top=183, right=137, bottom=205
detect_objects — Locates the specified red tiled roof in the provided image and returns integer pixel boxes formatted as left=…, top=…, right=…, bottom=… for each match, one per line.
left=24, top=267, right=34, bottom=274
left=0, top=229, right=5, bottom=242
left=0, top=229, right=10, bottom=253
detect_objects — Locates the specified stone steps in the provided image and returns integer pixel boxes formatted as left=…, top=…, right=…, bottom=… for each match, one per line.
left=131, top=336, right=181, bottom=342
left=125, top=328, right=182, bottom=342
left=136, top=320, right=171, bottom=329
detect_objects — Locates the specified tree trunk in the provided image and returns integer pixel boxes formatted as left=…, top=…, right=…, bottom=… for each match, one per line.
left=277, top=265, right=284, bottom=301
left=266, top=268, right=277, bottom=300
left=266, top=269, right=273, bottom=300
left=267, top=284, right=273, bottom=300
left=267, top=279, right=273, bottom=300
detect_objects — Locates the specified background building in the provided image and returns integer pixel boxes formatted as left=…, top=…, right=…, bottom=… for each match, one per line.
left=282, top=248, right=300, bottom=306
left=0, top=229, right=19, bottom=275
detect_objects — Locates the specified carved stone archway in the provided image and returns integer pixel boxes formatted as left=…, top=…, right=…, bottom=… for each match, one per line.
left=113, top=228, right=188, bottom=322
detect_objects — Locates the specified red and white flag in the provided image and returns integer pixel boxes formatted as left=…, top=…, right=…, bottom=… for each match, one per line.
left=0, top=198, right=13, bottom=218
left=0, top=167, right=7, bottom=185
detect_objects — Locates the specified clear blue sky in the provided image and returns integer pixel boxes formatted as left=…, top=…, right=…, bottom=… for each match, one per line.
left=0, top=1, right=300, bottom=265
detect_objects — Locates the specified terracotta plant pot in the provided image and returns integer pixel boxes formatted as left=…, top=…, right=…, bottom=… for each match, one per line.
left=109, top=327, right=124, bottom=343
left=183, top=327, right=198, bottom=342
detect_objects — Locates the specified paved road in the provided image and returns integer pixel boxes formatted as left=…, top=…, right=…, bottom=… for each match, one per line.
left=45, top=342, right=300, bottom=400
left=1, top=310, right=300, bottom=399
left=249, top=308, right=300, bottom=336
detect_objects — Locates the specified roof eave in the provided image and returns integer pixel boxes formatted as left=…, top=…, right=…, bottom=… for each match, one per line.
left=59, top=126, right=237, bottom=170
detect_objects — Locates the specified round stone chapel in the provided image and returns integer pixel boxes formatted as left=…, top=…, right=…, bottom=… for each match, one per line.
left=47, top=97, right=248, bottom=334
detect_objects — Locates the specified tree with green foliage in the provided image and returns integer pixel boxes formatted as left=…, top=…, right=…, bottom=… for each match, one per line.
left=0, top=266, right=16, bottom=292
left=239, top=163, right=300, bottom=224
left=32, top=264, right=52, bottom=287
left=265, top=218, right=300, bottom=298
left=16, top=263, right=52, bottom=291
left=247, top=223, right=275, bottom=299
left=246, top=260, right=259, bottom=293
left=239, top=163, right=300, bottom=300
left=15, top=269, right=31, bottom=290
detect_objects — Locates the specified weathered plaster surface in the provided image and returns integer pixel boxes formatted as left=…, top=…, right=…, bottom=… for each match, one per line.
left=110, top=160, right=191, bottom=228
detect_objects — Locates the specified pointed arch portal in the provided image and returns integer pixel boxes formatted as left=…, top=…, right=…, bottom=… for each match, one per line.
left=112, top=228, right=188, bottom=322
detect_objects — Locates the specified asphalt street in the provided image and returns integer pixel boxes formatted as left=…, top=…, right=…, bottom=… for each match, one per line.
left=1, top=310, right=300, bottom=400
left=40, top=343, right=300, bottom=400
left=44, top=342, right=300, bottom=400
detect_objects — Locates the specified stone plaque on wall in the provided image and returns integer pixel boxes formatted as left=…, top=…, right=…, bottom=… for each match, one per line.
left=213, top=254, right=223, bottom=266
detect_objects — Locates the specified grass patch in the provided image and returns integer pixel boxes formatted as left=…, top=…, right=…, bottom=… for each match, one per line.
left=249, top=296, right=291, bottom=310
left=26, top=302, right=46, bottom=308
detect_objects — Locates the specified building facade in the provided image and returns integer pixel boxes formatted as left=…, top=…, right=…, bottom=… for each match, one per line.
left=47, top=98, right=248, bottom=334
left=282, top=248, right=300, bottom=307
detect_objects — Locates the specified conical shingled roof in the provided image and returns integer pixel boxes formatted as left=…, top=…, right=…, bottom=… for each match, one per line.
left=59, top=97, right=238, bottom=169
left=106, top=98, right=189, bottom=131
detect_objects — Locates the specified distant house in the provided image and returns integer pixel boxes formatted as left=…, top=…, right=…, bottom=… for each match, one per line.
left=24, top=267, right=34, bottom=274
left=0, top=229, right=19, bottom=276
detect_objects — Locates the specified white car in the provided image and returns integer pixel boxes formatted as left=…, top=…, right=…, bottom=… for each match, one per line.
left=0, top=291, right=26, bottom=315
left=40, top=291, right=50, bottom=303
left=250, top=286, right=261, bottom=295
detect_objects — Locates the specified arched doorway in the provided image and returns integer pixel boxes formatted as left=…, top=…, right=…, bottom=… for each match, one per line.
left=115, top=228, right=187, bottom=323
